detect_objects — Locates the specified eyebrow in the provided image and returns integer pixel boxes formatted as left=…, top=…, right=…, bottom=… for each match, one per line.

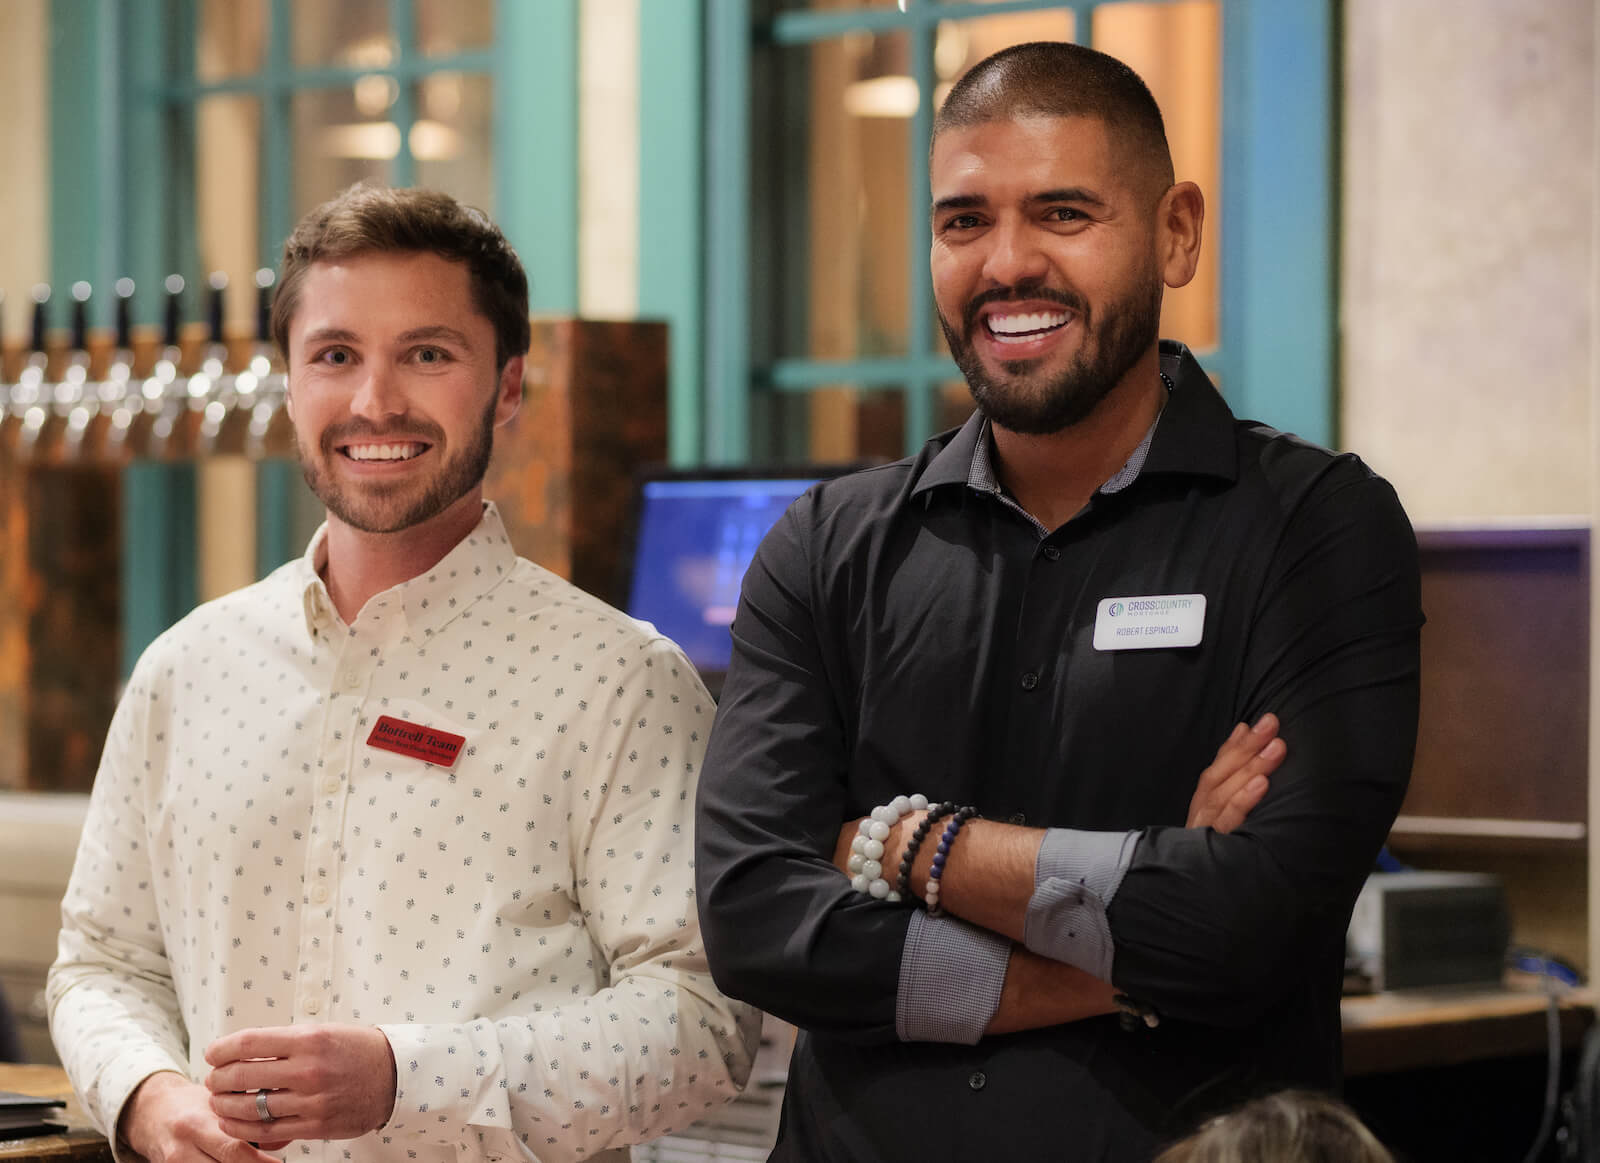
left=931, top=186, right=1109, bottom=217
left=396, top=325, right=474, bottom=348
left=931, top=193, right=987, bottom=216
left=299, top=327, right=360, bottom=347
left=297, top=325, right=475, bottom=348
left=1028, top=187, right=1109, bottom=209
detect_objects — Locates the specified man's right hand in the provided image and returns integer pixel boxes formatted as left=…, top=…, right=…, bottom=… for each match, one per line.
left=1187, top=713, right=1285, bottom=833
left=120, top=1071, right=286, bottom=1163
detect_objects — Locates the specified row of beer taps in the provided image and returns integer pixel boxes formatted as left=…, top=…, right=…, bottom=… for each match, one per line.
left=0, top=270, right=295, bottom=463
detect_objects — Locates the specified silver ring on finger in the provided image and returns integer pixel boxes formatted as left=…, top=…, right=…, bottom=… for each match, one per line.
left=256, top=1090, right=275, bottom=1122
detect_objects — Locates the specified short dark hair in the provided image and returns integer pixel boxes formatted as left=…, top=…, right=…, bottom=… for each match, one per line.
left=271, top=183, right=531, bottom=370
left=934, top=41, right=1174, bottom=189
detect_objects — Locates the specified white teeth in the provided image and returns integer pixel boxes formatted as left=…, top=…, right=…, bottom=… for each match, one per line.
left=345, top=442, right=423, bottom=461
left=987, top=311, right=1069, bottom=337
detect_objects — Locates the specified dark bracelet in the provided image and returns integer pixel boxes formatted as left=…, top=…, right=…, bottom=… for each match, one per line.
left=924, top=805, right=980, bottom=917
left=895, top=802, right=954, bottom=899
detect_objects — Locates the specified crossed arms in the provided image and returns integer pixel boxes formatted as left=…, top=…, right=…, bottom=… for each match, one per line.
left=693, top=466, right=1423, bottom=1042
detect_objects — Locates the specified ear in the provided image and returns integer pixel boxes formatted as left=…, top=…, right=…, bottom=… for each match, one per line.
left=1156, top=181, right=1205, bottom=290
left=494, top=355, right=525, bottom=428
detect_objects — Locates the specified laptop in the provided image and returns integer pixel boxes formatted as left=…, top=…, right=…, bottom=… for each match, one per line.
left=619, top=465, right=866, bottom=696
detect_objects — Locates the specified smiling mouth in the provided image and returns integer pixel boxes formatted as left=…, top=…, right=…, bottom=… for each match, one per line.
left=983, top=310, right=1072, bottom=345
left=340, top=441, right=430, bottom=462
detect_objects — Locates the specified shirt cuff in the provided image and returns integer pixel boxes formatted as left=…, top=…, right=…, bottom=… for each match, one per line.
left=895, top=910, right=1010, bottom=1044
left=379, top=1022, right=499, bottom=1145
left=1023, top=828, right=1141, bottom=980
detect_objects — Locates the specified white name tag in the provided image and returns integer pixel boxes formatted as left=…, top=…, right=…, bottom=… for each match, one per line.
left=1093, top=593, right=1207, bottom=651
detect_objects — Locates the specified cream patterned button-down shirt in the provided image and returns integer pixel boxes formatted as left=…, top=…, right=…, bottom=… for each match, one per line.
left=49, top=503, right=759, bottom=1163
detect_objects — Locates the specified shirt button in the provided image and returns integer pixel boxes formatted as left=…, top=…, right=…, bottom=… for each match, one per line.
left=323, top=776, right=341, bottom=795
left=968, top=1071, right=987, bottom=1091
left=1042, top=545, right=1061, bottom=561
left=1020, top=672, right=1039, bottom=691
left=303, top=998, right=321, bottom=1015
left=344, top=672, right=361, bottom=689
left=312, top=884, right=329, bottom=904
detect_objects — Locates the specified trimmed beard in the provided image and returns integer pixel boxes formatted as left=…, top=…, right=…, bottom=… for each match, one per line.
left=296, top=390, right=498, bottom=535
left=940, top=271, right=1163, bottom=436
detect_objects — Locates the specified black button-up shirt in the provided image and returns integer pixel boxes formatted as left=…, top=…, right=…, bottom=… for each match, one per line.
left=695, top=343, right=1423, bottom=1161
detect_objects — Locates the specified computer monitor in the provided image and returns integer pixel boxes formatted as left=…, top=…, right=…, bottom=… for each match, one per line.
left=620, top=466, right=862, bottom=692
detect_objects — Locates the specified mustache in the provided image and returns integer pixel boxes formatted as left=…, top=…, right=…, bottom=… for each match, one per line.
left=962, top=284, right=1088, bottom=336
left=320, top=418, right=444, bottom=454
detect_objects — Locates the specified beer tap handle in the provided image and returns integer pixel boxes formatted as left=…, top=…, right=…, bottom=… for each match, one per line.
left=30, top=284, right=49, bottom=356
left=163, top=274, right=185, bottom=351
left=71, top=282, right=91, bottom=354
left=114, top=278, right=134, bottom=352
left=207, top=271, right=227, bottom=348
left=255, top=268, right=275, bottom=346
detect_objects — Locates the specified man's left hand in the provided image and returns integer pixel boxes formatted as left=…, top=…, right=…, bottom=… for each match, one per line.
left=203, top=1024, right=398, bottom=1145
left=831, top=714, right=1288, bottom=883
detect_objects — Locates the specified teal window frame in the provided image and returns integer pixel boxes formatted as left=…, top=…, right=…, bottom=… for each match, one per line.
left=47, top=0, right=579, bottom=674
left=641, top=0, right=1336, bottom=465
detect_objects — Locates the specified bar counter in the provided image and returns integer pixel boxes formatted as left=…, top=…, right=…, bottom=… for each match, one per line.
left=0, top=1064, right=110, bottom=1163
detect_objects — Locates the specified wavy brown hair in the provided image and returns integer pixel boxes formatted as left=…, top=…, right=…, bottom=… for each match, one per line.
left=271, top=182, right=530, bottom=371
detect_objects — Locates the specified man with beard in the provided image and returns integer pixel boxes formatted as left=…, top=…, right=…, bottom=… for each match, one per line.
left=695, top=41, right=1421, bottom=1161
left=49, top=184, right=759, bottom=1163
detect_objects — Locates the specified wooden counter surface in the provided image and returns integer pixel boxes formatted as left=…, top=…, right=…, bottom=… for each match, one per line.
left=1341, top=982, right=1595, bottom=1076
left=0, top=1064, right=110, bottom=1163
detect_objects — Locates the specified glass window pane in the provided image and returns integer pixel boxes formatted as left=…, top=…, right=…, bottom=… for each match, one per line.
left=936, top=379, right=977, bottom=434
left=292, top=0, right=393, bottom=70
left=293, top=88, right=394, bottom=222
left=198, top=0, right=267, bottom=81
left=937, top=7, right=1076, bottom=101
left=417, top=0, right=493, bottom=56
left=196, top=95, right=262, bottom=332
left=779, top=384, right=977, bottom=464
left=413, top=73, right=493, bottom=213
left=791, top=30, right=912, bottom=362
left=1093, top=1, right=1221, bottom=350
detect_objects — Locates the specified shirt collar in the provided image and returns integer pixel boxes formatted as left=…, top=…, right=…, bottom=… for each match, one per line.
left=966, top=402, right=1162, bottom=499
left=910, top=339, right=1238, bottom=500
left=911, top=409, right=987, bottom=497
left=1142, top=339, right=1240, bottom=483
left=296, top=501, right=519, bottom=642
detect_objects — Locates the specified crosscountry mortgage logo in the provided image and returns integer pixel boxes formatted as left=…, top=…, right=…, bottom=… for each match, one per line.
left=1108, top=602, right=1124, bottom=616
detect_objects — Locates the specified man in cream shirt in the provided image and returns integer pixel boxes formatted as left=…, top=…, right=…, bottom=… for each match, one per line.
left=49, top=184, right=758, bottom=1163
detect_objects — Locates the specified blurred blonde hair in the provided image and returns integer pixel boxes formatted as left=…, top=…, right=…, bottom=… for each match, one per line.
left=1153, top=1090, right=1394, bottom=1163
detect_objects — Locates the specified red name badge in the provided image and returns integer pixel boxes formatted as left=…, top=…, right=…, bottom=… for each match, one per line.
left=366, top=715, right=467, bottom=768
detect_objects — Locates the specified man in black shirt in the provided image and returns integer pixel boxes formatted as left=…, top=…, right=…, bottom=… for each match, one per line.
left=695, top=41, right=1421, bottom=1162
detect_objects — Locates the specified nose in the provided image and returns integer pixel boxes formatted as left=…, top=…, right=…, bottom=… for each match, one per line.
left=980, top=215, right=1048, bottom=289
left=349, top=363, right=407, bottom=421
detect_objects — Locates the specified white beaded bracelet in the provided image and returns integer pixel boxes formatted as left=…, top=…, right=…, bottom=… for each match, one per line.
left=848, top=793, right=930, bottom=902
